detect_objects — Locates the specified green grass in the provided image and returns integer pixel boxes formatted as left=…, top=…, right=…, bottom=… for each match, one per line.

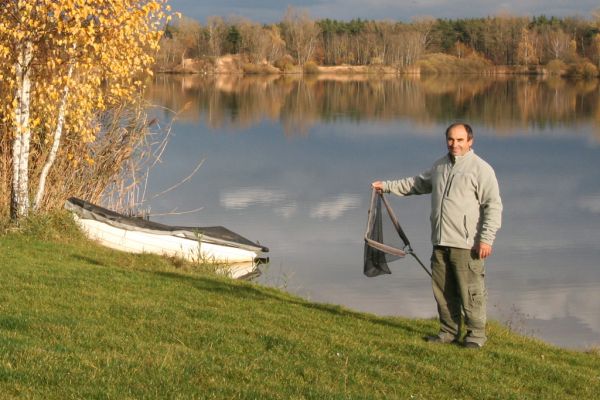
left=0, top=214, right=599, bottom=399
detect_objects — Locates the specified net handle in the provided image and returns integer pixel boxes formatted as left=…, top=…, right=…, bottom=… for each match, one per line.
left=380, top=190, right=411, bottom=249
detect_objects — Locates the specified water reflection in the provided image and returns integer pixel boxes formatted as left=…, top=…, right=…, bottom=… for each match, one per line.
left=220, top=188, right=288, bottom=210
left=148, top=74, right=600, bottom=140
left=144, top=75, right=600, bottom=350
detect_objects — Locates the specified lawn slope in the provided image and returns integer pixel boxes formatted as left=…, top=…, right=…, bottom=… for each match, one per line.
left=0, top=216, right=598, bottom=399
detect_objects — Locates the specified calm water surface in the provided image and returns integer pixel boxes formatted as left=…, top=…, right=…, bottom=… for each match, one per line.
left=145, top=74, right=600, bottom=349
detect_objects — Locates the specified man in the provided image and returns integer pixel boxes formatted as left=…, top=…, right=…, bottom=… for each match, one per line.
left=372, top=123, right=502, bottom=349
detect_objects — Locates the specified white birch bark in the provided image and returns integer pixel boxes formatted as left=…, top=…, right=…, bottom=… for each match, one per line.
left=11, top=40, right=33, bottom=219
left=33, top=61, right=75, bottom=210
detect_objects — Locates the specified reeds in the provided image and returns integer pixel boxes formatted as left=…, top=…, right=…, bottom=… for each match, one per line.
left=0, top=95, right=160, bottom=218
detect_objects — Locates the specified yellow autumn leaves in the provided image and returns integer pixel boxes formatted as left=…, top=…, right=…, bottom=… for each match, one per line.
left=0, top=0, right=172, bottom=216
left=1, top=0, right=170, bottom=135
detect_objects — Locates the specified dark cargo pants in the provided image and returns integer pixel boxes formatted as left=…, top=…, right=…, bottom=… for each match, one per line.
left=431, top=246, right=487, bottom=346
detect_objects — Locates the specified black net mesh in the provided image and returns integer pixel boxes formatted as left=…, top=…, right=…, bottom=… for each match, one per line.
left=363, top=193, right=392, bottom=276
left=364, top=190, right=410, bottom=277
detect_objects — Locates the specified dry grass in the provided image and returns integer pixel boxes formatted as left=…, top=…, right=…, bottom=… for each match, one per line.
left=0, top=96, right=162, bottom=217
left=585, top=346, right=600, bottom=356
left=242, top=63, right=280, bottom=75
left=418, top=52, right=492, bottom=75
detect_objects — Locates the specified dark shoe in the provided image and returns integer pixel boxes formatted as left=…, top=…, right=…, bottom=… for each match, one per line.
left=463, top=341, right=482, bottom=349
left=425, top=335, right=459, bottom=344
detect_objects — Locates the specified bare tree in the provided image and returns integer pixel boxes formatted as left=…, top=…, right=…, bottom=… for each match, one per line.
left=262, top=25, right=287, bottom=63
left=176, top=16, right=203, bottom=59
left=373, top=21, right=395, bottom=64
left=412, top=16, right=436, bottom=50
left=235, top=18, right=263, bottom=62
left=156, top=34, right=186, bottom=69
left=544, top=29, right=571, bottom=61
left=207, top=16, right=227, bottom=57
left=403, top=31, right=427, bottom=66
left=516, top=28, right=537, bottom=66
left=385, top=26, right=427, bottom=67
left=281, top=6, right=321, bottom=65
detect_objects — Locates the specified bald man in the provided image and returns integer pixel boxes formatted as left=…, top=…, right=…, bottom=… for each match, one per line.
left=372, top=123, right=502, bottom=349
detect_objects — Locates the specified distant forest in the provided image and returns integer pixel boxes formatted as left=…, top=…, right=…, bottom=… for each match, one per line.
left=156, top=7, right=600, bottom=77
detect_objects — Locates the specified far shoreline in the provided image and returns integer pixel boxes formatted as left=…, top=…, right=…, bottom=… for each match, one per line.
left=156, top=55, right=597, bottom=79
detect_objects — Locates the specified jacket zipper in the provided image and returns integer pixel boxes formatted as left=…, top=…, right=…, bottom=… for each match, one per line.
left=438, top=164, right=453, bottom=243
left=445, top=175, right=454, bottom=197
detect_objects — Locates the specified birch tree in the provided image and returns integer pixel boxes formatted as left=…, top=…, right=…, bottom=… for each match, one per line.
left=206, top=16, right=227, bottom=57
left=0, top=0, right=170, bottom=219
left=282, top=7, right=320, bottom=65
left=544, top=29, right=571, bottom=61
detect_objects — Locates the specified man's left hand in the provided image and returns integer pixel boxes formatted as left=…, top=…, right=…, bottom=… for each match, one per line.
left=474, top=242, right=493, bottom=259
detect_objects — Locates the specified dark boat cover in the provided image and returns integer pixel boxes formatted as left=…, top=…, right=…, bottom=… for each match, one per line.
left=65, top=197, right=268, bottom=253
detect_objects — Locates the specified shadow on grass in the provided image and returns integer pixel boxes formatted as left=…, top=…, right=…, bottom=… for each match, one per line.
left=152, top=270, right=428, bottom=336
left=0, top=315, right=29, bottom=332
left=70, top=254, right=107, bottom=267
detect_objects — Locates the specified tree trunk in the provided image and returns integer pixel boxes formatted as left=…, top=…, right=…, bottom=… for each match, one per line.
left=33, top=61, right=75, bottom=211
left=11, top=40, right=33, bottom=220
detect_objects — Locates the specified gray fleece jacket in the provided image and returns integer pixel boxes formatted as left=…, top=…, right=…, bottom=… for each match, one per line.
left=383, top=150, right=502, bottom=249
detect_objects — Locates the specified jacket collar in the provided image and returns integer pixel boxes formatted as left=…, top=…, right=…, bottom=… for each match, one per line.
left=449, top=149, right=475, bottom=164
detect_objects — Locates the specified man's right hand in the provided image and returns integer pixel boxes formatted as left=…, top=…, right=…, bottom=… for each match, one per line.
left=371, top=181, right=384, bottom=191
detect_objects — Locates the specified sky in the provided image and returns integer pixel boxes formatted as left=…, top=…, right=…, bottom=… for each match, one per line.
left=168, top=0, right=598, bottom=24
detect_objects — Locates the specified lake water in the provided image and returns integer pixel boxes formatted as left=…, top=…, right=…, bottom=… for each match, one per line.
left=144, top=74, right=600, bottom=350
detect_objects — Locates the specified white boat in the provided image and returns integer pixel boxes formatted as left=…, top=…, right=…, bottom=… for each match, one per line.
left=64, top=197, right=268, bottom=279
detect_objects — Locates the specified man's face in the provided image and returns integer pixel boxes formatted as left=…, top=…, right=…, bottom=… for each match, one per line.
left=446, top=125, right=473, bottom=157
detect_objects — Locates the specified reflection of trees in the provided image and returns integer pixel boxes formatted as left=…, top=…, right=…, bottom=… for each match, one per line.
left=147, top=74, right=293, bottom=129
left=146, top=74, right=600, bottom=139
left=516, top=78, right=598, bottom=128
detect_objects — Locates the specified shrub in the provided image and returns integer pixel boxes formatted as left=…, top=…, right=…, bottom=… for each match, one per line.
left=370, top=56, right=384, bottom=66
left=242, top=63, right=278, bottom=75
left=462, top=53, right=492, bottom=73
left=582, top=62, right=599, bottom=78
left=416, top=53, right=491, bottom=75
left=566, top=60, right=598, bottom=79
left=274, top=55, right=295, bottom=72
left=303, top=61, right=320, bottom=75
left=416, top=53, right=453, bottom=74
left=546, top=59, right=567, bottom=76
left=417, top=59, right=437, bottom=75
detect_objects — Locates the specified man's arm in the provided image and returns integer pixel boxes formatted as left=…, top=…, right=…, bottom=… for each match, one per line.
left=474, top=242, right=493, bottom=259
left=372, top=169, right=433, bottom=197
left=371, top=181, right=384, bottom=191
left=476, top=166, right=503, bottom=256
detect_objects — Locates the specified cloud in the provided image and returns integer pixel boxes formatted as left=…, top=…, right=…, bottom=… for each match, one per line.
left=220, top=189, right=362, bottom=220
left=172, top=0, right=597, bottom=24
left=497, top=284, right=600, bottom=334
left=275, top=202, right=298, bottom=219
left=309, top=194, right=361, bottom=220
left=312, top=0, right=597, bottom=21
left=220, top=187, right=287, bottom=209
left=578, top=195, right=600, bottom=214
left=169, top=0, right=325, bottom=23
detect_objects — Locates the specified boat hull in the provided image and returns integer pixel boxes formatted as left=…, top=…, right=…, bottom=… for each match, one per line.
left=65, top=198, right=267, bottom=280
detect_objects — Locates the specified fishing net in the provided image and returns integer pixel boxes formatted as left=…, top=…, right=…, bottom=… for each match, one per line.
left=363, top=188, right=431, bottom=278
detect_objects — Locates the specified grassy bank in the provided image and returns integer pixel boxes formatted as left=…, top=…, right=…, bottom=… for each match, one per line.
left=0, top=214, right=599, bottom=399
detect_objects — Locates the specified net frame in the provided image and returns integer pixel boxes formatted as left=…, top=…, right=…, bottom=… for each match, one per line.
left=363, top=188, right=432, bottom=278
